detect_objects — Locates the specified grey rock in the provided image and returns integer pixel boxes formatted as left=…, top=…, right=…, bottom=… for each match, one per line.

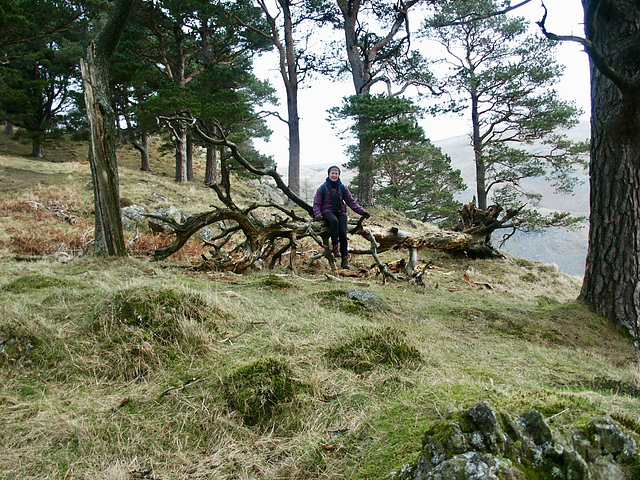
left=149, top=206, right=190, bottom=233
left=563, top=449, right=590, bottom=480
left=255, top=182, right=285, bottom=205
left=587, top=417, right=630, bottom=456
left=521, top=409, right=554, bottom=446
left=121, top=205, right=147, bottom=230
left=399, top=402, right=639, bottom=480
left=343, top=289, right=390, bottom=311
left=469, top=401, right=506, bottom=454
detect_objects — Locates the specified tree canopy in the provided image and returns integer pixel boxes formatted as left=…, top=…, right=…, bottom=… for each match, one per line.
left=423, top=0, right=588, bottom=225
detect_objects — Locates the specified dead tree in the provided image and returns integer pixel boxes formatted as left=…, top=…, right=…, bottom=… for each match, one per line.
left=148, top=116, right=520, bottom=278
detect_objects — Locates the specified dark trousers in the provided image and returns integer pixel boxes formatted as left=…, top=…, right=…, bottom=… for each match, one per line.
left=323, top=212, right=349, bottom=257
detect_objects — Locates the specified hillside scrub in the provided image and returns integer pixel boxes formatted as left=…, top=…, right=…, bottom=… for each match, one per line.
left=1, top=135, right=639, bottom=479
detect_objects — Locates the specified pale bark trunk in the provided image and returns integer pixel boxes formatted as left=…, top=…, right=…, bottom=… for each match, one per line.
left=187, top=134, right=194, bottom=182
left=132, top=130, right=150, bottom=171
left=81, top=45, right=126, bottom=256
left=31, top=142, right=45, bottom=158
left=140, top=132, right=150, bottom=171
left=175, top=126, right=188, bottom=183
left=471, top=89, right=487, bottom=209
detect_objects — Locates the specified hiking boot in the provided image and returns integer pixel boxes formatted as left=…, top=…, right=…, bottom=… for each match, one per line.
left=332, top=244, right=340, bottom=258
left=341, top=256, right=350, bottom=269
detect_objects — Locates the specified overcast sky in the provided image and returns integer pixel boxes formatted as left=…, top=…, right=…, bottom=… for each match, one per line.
left=253, top=0, right=590, bottom=171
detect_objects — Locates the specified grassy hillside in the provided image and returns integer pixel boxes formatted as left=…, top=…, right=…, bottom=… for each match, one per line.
left=0, top=133, right=638, bottom=480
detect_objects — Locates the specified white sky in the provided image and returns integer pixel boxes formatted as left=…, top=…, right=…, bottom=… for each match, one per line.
left=252, top=0, right=590, bottom=171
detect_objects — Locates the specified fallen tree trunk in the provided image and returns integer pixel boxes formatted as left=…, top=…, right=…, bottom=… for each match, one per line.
left=150, top=206, right=505, bottom=275
left=147, top=114, right=520, bottom=277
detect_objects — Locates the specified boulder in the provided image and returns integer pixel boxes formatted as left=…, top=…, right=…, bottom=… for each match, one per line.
left=149, top=206, right=190, bottom=233
left=121, top=205, right=147, bottom=231
left=393, top=402, right=640, bottom=480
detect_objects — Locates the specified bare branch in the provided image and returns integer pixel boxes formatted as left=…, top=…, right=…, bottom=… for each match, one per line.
left=536, top=1, right=638, bottom=93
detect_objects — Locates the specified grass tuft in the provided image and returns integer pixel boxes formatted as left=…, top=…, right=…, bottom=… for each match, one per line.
left=2, top=273, right=76, bottom=293
left=0, top=320, right=42, bottom=368
left=222, top=357, right=308, bottom=426
left=325, top=326, right=422, bottom=373
left=86, top=286, right=227, bottom=380
left=108, top=285, right=217, bottom=336
left=254, top=274, right=294, bottom=290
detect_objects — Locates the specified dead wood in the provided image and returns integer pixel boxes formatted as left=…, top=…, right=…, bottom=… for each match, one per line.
left=148, top=115, right=518, bottom=278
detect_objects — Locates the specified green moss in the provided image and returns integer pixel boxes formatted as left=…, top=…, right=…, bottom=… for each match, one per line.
left=325, top=326, right=422, bottom=373
left=2, top=273, right=76, bottom=293
left=0, top=318, right=58, bottom=371
left=254, top=274, right=293, bottom=290
left=88, top=286, right=227, bottom=380
left=222, top=357, right=308, bottom=426
left=0, top=326, right=40, bottom=367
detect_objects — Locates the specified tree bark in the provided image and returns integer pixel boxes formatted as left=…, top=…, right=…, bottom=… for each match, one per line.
left=187, top=133, right=194, bottom=182
left=336, top=0, right=419, bottom=206
left=132, top=130, right=150, bottom=171
left=4, top=120, right=14, bottom=136
left=205, top=146, right=218, bottom=184
left=140, top=131, right=150, bottom=171
left=80, top=0, right=135, bottom=256
left=278, top=0, right=301, bottom=201
left=471, top=87, right=488, bottom=210
left=580, top=0, right=640, bottom=337
left=30, top=142, right=45, bottom=158
left=174, top=124, right=188, bottom=183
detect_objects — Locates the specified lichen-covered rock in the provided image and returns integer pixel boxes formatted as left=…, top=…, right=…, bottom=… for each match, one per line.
left=121, top=204, right=146, bottom=230
left=343, top=289, right=390, bottom=311
left=586, top=417, right=632, bottom=457
left=149, top=206, right=190, bottom=233
left=520, top=410, right=554, bottom=447
left=429, top=452, right=520, bottom=480
left=394, top=402, right=640, bottom=480
left=468, top=401, right=507, bottom=454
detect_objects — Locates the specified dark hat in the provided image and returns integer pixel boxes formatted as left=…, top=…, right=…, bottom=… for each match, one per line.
left=328, top=165, right=341, bottom=175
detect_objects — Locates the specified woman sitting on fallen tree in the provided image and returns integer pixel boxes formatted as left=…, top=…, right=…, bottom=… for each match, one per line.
left=313, top=165, right=370, bottom=269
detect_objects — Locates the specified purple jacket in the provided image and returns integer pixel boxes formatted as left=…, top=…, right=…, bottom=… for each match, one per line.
left=313, top=180, right=367, bottom=217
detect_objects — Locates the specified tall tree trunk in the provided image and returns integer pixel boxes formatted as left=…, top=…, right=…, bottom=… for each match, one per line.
left=205, top=146, right=218, bottom=184
left=131, top=130, right=151, bottom=171
left=471, top=89, right=487, bottom=209
left=175, top=125, right=188, bottom=183
left=580, top=0, right=640, bottom=337
left=357, top=134, right=375, bottom=206
left=80, top=0, right=135, bottom=256
left=278, top=0, right=301, bottom=201
left=31, top=142, right=45, bottom=158
left=336, top=0, right=416, bottom=206
left=338, top=0, right=376, bottom=205
left=140, top=131, right=150, bottom=171
left=187, top=133, right=194, bottom=182
left=4, top=120, right=14, bottom=135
